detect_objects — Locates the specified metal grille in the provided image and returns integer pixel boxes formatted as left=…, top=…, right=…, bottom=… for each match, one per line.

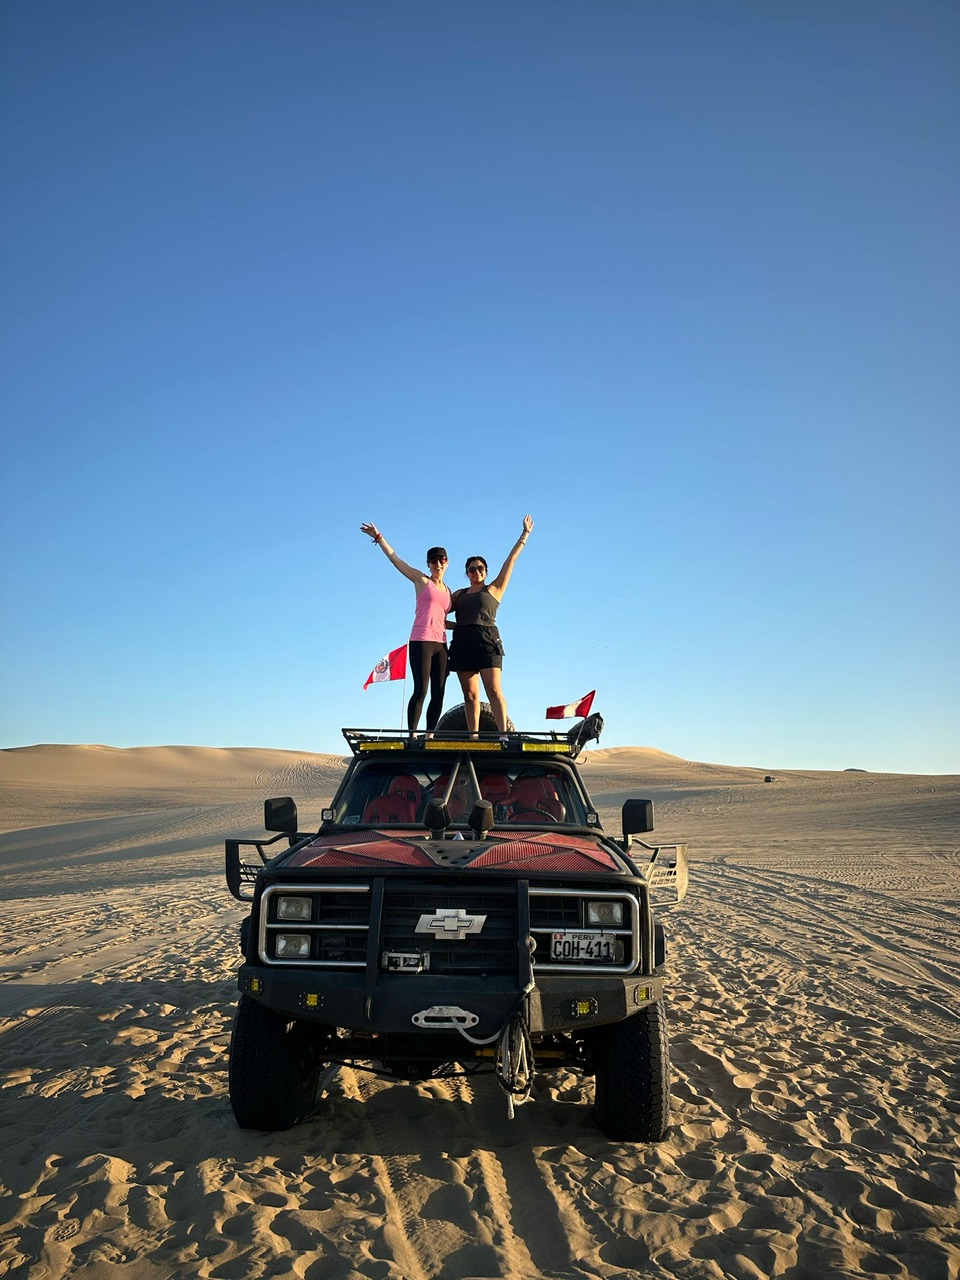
left=311, top=930, right=368, bottom=965
left=380, top=884, right=520, bottom=976
left=308, top=889, right=369, bottom=965
left=529, top=893, right=582, bottom=930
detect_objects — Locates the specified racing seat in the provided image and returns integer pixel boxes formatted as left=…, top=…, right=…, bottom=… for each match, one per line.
left=387, top=773, right=424, bottom=816
left=479, top=773, right=511, bottom=805
left=508, top=777, right=565, bottom=823
left=479, top=773, right=512, bottom=821
left=361, top=794, right=416, bottom=825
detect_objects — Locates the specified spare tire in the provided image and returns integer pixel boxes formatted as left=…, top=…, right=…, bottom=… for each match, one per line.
left=435, top=702, right=514, bottom=734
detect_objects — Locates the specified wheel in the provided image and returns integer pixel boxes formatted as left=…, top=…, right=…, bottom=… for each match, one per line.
left=435, top=702, right=514, bottom=734
left=591, top=1001, right=671, bottom=1142
left=228, top=996, right=324, bottom=1130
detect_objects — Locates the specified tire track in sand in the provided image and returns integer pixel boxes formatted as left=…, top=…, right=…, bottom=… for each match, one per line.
left=346, top=1070, right=444, bottom=1280
left=444, top=1072, right=579, bottom=1278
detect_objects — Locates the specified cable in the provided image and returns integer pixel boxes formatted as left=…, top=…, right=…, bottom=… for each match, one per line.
left=495, top=1011, right=535, bottom=1118
left=448, top=982, right=537, bottom=1118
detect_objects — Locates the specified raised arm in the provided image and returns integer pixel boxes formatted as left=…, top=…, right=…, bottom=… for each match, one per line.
left=360, top=522, right=425, bottom=585
left=488, top=515, right=534, bottom=598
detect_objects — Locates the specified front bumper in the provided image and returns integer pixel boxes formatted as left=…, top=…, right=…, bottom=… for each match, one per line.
left=237, top=963, right=663, bottom=1038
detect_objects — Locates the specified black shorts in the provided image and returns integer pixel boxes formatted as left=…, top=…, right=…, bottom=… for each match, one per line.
left=448, top=625, right=504, bottom=672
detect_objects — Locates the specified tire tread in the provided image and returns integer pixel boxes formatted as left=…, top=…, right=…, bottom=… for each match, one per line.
left=228, top=996, right=319, bottom=1130
left=592, top=1001, right=671, bottom=1142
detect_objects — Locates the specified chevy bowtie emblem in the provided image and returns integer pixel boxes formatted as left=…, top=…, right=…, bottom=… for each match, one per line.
left=415, top=908, right=487, bottom=941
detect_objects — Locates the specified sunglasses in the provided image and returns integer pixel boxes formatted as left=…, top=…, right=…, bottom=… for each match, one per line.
left=429, top=557, right=447, bottom=564
left=466, top=564, right=485, bottom=573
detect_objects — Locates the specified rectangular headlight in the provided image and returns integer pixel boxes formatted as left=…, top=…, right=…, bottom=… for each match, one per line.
left=275, top=933, right=312, bottom=959
left=585, top=900, right=624, bottom=927
left=277, top=895, right=312, bottom=921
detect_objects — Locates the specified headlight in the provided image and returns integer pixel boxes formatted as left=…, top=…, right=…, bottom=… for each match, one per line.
left=275, top=933, right=311, bottom=958
left=585, top=900, right=624, bottom=927
left=277, top=895, right=312, bottom=921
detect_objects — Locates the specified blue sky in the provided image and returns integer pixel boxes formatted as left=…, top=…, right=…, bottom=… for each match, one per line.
left=2, top=1, right=957, bottom=774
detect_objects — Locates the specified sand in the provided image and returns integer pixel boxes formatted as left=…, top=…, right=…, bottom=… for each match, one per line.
left=0, top=742, right=957, bottom=1280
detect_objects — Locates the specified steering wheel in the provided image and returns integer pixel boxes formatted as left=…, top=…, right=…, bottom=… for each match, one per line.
left=513, top=807, right=560, bottom=824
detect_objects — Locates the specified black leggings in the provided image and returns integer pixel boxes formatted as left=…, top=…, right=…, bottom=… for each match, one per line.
left=408, top=640, right=448, bottom=732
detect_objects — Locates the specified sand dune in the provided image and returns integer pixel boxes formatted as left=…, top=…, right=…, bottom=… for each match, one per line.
left=0, top=744, right=957, bottom=1279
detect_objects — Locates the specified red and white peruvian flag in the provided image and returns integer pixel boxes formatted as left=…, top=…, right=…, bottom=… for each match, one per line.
left=363, top=644, right=407, bottom=690
left=545, top=690, right=596, bottom=720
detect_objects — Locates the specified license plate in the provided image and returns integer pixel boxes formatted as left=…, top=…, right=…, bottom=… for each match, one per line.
left=550, top=932, right=623, bottom=963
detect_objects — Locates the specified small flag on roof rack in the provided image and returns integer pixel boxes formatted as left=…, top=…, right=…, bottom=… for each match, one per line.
left=363, top=644, right=407, bottom=689
left=545, top=690, right=596, bottom=719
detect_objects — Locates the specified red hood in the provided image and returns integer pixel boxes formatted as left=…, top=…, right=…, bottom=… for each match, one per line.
left=286, top=828, right=620, bottom=874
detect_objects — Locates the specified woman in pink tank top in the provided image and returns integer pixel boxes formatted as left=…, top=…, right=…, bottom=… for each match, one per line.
left=360, top=522, right=451, bottom=735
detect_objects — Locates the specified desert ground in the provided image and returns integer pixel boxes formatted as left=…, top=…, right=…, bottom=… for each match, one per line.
left=0, top=741, right=957, bottom=1280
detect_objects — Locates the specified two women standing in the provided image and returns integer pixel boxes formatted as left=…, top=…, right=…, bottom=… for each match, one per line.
left=360, top=515, right=534, bottom=736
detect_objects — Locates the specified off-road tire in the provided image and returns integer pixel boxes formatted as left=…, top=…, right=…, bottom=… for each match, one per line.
left=228, top=996, right=322, bottom=1130
left=435, top=702, right=514, bottom=734
left=591, top=1001, right=670, bottom=1142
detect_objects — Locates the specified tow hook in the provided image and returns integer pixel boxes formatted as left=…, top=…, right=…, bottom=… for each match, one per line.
left=411, top=1005, right=479, bottom=1030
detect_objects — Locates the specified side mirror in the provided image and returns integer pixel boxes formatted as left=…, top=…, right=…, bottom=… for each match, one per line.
left=468, top=799, right=494, bottom=838
left=423, top=797, right=449, bottom=833
left=622, top=798, right=654, bottom=837
left=264, top=796, right=298, bottom=834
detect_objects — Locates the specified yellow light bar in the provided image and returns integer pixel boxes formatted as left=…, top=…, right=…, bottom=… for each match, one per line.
left=522, top=741, right=572, bottom=753
left=425, top=739, right=503, bottom=751
left=358, top=740, right=404, bottom=751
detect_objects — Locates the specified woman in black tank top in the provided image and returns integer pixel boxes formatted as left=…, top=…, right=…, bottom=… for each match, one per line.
left=447, top=515, right=534, bottom=735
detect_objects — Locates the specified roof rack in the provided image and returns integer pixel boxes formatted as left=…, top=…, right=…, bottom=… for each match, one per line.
left=341, top=727, right=578, bottom=756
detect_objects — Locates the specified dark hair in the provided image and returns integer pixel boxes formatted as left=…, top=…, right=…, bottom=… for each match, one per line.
left=426, top=546, right=447, bottom=563
left=465, top=555, right=488, bottom=573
